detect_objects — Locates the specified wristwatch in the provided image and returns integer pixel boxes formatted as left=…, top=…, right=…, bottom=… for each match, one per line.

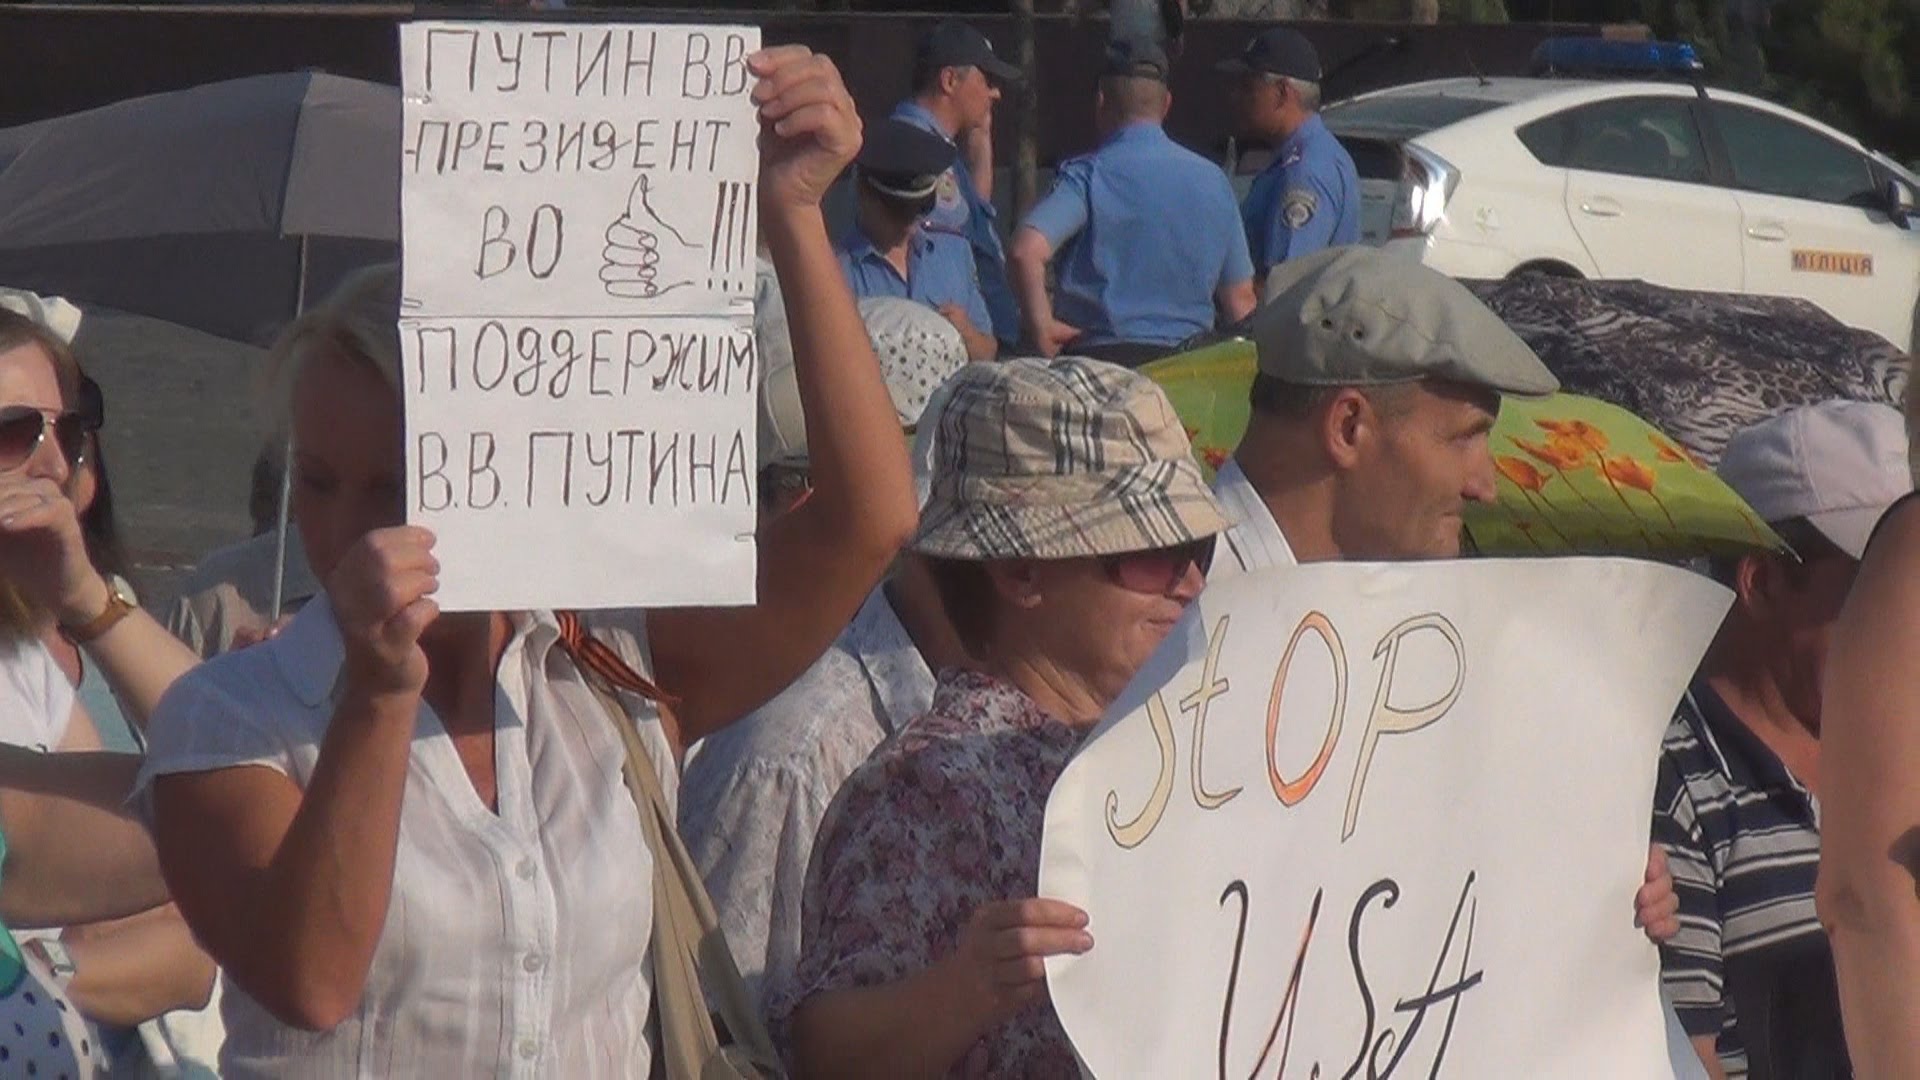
left=24, top=938, right=76, bottom=985
left=58, top=575, right=137, bottom=645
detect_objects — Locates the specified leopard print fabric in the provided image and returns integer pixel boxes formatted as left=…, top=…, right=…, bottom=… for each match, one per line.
left=1464, top=276, right=1909, bottom=467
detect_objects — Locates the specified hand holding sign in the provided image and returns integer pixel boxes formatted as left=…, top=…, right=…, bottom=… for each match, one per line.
left=331, top=526, right=441, bottom=699
left=750, top=46, right=863, bottom=211
left=946, top=898, right=1093, bottom=1026
left=1636, top=845, right=1681, bottom=943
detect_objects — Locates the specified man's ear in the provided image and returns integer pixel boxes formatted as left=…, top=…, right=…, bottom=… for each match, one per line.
left=1732, top=553, right=1786, bottom=620
left=1160, top=88, right=1175, bottom=121
left=1319, top=388, right=1373, bottom=471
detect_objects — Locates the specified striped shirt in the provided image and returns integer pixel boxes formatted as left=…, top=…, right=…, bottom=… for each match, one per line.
left=1651, top=681, right=1825, bottom=1078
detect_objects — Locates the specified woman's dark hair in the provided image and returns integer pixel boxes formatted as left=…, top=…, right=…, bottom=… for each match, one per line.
left=76, top=374, right=128, bottom=580
left=923, top=555, right=997, bottom=656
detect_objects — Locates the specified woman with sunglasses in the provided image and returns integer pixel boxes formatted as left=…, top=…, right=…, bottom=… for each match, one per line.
left=771, top=356, right=1228, bottom=1078
left=0, top=309, right=209, bottom=1077
left=0, top=307, right=202, bottom=831
left=18, top=362, right=220, bottom=1069
left=133, top=49, right=918, bottom=1077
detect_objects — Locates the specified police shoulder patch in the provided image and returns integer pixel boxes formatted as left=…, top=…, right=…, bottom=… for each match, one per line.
left=1282, top=188, right=1318, bottom=230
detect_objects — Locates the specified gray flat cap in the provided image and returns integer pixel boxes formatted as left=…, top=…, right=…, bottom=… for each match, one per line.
left=1250, top=247, right=1559, bottom=397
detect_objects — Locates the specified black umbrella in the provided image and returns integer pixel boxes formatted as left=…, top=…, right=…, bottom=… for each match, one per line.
left=0, top=70, right=399, bottom=343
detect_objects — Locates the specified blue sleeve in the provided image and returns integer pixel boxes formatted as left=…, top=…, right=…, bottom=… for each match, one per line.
left=1019, top=161, right=1093, bottom=249
left=1263, top=166, right=1343, bottom=267
left=964, top=272, right=992, bottom=335
left=1220, top=177, right=1255, bottom=288
left=1243, top=174, right=1279, bottom=271
left=835, top=251, right=864, bottom=296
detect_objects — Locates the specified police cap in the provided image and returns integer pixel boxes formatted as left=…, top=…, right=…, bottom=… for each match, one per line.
left=856, top=118, right=959, bottom=202
left=1215, top=27, right=1322, bottom=82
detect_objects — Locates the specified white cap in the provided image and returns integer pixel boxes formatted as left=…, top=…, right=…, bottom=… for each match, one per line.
left=1716, top=400, right=1911, bottom=560
left=0, top=287, right=84, bottom=344
left=758, top=294, right=971, bottom=472
left=754, top=259, right=806, bottom=470
left=858, top=297, right=969, bottom=429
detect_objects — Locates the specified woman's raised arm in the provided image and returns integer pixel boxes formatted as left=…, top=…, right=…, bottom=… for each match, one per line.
left=653, top=48, right=916, bottom=747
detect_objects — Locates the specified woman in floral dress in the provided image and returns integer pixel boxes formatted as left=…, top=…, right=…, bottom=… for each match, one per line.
left=772, top=356, right=1231, bottom=1078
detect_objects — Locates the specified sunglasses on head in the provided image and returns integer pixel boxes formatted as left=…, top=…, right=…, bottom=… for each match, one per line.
left=1101, top=538, right=1215, bottom=595
left=0, top=405, right=93, bottom=472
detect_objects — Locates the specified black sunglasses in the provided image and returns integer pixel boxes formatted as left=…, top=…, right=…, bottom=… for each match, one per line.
left=1100, top=538, right=1216, bottom=595
left=0, top=405, right=93, bottom=472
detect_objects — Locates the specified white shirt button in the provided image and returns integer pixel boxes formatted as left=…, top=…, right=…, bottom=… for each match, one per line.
left=518, top=1038, right=539, bottom=1060
left=517, top=858, right=537, bottom=880
left=523, top=952, right=545, bottom=973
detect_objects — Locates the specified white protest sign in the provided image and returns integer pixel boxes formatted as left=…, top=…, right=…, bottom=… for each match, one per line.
left=1040, top=558, right=1729, bottom=1078
left=399, top=21, right=761, bottom=611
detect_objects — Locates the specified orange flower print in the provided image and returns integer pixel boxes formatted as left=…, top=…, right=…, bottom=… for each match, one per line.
left=1494, top=454, right=1573, bottom=546
left=1602, top=456, right=1657, bottom=492
left=1602, top=454, right=1679, bottom=533
left=1648, top=432, right=1702, bottom=468
left=1536, top=417, right=1610, bottom=453
left=1201, top=446, right=1229, bottom=472
left=1508, top=435, right=1608, bottom=524
left=1512, top=435, right=1587, bottom=472
left=1496, top=455, right=1548, bottom=493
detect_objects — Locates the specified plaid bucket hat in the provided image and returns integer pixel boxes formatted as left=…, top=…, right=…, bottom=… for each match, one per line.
left=913, top=356, right=1231, bottom=560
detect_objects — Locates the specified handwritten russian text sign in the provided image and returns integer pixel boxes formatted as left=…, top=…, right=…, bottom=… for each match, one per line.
left=400, top=21, right=760, bottom=611
left=1040, top=558, right=1728, bottom=1078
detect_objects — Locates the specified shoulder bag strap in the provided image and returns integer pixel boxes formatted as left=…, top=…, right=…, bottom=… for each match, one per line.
left=555, top=613, right=784, bottom=1079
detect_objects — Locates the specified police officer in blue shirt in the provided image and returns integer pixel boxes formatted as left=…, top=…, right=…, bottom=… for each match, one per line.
left=1010, top=36, right=1256, bottom=369
left=1217, top=28, right=1360, bottom=289
left=837, top=118, right=997, bottom=362
left=890, top=21, right=1023, bottom=353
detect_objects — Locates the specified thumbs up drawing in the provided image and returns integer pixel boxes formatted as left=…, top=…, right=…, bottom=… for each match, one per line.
left=602, top=174, right=701, bottom=299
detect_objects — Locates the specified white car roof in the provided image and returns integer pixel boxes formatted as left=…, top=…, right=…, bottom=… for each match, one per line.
left=1326, top=77, right=1903, bottom=166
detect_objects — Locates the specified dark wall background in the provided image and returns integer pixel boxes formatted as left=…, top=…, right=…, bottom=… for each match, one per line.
left=1, top=6, right=1607, bottom=162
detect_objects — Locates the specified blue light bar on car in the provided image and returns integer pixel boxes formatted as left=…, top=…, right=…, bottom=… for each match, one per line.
left=1528, top=38, right=1704, bottom=77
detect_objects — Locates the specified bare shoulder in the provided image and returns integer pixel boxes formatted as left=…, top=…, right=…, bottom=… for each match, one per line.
left=1854, top=498, right=1920, bottom=614
left=1869, top=495, right=1920, bottom=553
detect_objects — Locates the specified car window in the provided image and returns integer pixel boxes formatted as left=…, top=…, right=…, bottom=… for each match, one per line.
left=1321, top=95, right=1507, bottom=141
left=1525, top=97, right=1712, bottom=183
left=1708, top=103, right=1879, bottom=207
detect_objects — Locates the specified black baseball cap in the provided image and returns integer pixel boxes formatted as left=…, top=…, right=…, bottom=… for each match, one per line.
left=917, top=20, right=1023, bottom=84
left=1102, top=35, right=1171, bottom=82
left=1214, top=27, right=1322, bottom=81
left=857, top=118, right=959, bottom=201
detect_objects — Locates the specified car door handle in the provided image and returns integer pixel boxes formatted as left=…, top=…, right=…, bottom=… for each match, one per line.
left=1746, top=222, right=1789, bottom=242
left=1579, top=198, right=1623, bottom=218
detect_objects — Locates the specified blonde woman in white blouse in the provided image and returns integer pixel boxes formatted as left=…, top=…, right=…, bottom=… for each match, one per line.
left=137, top=49, right=916, bottom=1077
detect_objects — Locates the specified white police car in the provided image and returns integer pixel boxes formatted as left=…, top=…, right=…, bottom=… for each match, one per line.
left=1320, top=39, right=1920, bottom=352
